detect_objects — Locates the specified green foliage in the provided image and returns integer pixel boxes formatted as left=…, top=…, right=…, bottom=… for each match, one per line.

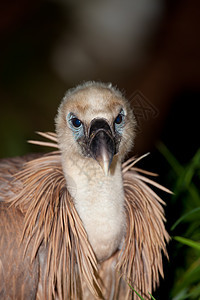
left=173, top=236, right=200, bottom=251
left=128, top=284, right=146, bottom=300
left=128, top=284, right=157, bottom=300
left=158, top=143, right=200, bottom=300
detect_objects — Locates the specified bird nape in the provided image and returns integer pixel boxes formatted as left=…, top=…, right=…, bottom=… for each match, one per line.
left=0, top=81, right=170, bottom=300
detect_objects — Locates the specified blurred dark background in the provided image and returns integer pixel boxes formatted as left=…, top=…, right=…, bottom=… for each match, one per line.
left=1, top=0, right=199, bottom=160
left=0, top=0, right=200, bottom=298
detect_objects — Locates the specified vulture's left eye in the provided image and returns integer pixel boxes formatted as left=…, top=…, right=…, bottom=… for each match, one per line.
left=71, top=117, right=82, bottom=128
left=115, top=114, right=123, bottom=125
left=114, top=110, right=125, bottom=125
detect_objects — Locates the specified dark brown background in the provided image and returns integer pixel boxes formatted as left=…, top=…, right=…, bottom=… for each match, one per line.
left=0, top=0, right=199, bottom=160
left=0, top=1, right=199, bottom=298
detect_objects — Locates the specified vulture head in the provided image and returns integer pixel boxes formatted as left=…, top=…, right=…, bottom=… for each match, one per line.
left=56, top=81, right=136, bottom=175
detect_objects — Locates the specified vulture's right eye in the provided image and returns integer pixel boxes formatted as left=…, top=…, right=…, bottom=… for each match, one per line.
left=68, top=114, right=84, bottom=139
left=71, top=118, right=82, bottom=128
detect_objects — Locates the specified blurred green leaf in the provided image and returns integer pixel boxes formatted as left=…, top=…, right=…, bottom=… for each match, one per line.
left=174, top=236, right=200, bottom=251
left=148, top=292, right=157, bottom=300
left=159, top=145, right=200, bottom=299
left=171, top=207, right=200, bottom=230
left=171, top=258, right=200, bottom=298
left=128, top=284, right=145, bottom=299
left=157, top=142, right=183, bottom=176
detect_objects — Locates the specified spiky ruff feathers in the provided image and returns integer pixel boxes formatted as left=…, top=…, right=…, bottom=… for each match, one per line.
left=0, top=135, right=170, bottom=299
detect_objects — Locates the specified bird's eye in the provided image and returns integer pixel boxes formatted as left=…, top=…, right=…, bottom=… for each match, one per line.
left=115, top=114, right=122, bottom=124
left=71, top=117, right=82, bottom=128
left=115, top=113, right=124, bottom=125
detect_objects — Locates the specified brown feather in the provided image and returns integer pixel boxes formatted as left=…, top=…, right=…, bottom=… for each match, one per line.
left=0, top=132, right=170, bottom=299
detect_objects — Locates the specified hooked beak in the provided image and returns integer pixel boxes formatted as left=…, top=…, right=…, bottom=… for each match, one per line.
left=89, top=119, right=115, bottom=176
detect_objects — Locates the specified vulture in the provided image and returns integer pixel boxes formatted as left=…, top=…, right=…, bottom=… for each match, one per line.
left=0, top=82, right=170, bottom=300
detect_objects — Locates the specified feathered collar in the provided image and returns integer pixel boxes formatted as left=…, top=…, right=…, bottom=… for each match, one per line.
left=6, top=132, right=170, bottom=299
